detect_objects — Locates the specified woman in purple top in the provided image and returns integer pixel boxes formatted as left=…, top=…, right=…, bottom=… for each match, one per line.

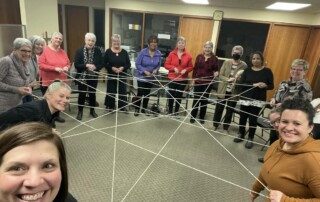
left=134, top=35, right=162, bottom=116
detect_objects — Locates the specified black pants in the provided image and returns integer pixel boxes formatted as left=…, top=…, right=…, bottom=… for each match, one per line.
left=135, top=80, right=153, bottom=109
left=269, top=130, right=279, bottom=145
left=238, top=105, right=262, bottom=139
left=313, top=123, right=320, bottom=140
left=77, top=79, right=98, bottom=111
left=191, top=83, right=212, bottom=120
left=213, top=92, right=237, bottom=130
left=104, top=77, right=127, bottom=109
left=167, top=80, right=187, bottom=113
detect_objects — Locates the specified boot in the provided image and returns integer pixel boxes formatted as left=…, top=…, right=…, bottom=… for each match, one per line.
left=76, top=110, right=83, bottom=120
left=90, top=108, right=98, bottom=118
left=233, top=133, right=245, bottom=143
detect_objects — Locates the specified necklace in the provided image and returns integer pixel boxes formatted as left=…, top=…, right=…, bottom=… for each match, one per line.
left=112, top=48, right=120, bottom=56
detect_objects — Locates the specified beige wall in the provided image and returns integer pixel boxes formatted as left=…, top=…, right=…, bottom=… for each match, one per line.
left=20, top=0, right=59, bottom=39
left=105, top=0, right=318, bottom=48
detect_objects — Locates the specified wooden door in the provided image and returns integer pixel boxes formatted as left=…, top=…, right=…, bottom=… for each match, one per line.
left=264, top=24, right=310, bottom=99
left=179, top=17, right=214, bottom=62
left=0, top=0, right=21, bottom=24
left=65, top=5, right=89, bottom=62
left=179, top=17, right=214, bottom=85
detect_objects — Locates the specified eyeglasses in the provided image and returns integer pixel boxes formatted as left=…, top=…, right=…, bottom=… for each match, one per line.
left=19, top=49, right=32, bottom=54
left=291, top=68, right=304, bottom=72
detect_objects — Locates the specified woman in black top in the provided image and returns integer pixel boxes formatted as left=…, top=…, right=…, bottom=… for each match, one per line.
left=104, top=34, right=131, bottom=112
left=74, top=33, right=103, bottom=120
left=233, top=51, right=274, bottom=149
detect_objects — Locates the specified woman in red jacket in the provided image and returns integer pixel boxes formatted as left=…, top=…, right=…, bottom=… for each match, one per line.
left=164, top=36, right=193, bottom=116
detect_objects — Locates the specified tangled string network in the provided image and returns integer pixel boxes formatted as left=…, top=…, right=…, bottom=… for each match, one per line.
left=33, top=69, right=272, bottom=201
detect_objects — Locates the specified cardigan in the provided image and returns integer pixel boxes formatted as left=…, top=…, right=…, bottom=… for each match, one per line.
left=164, top=48, right=193, bottom=81
left=0, top=52, right=31, bottom=113
left=252, top=136, right=320, bottom=201
left=216, top=59, right=247, bottom=99
left=104, top=48, right=131, bottom=78
left=74, top=46, right=103, bottom=74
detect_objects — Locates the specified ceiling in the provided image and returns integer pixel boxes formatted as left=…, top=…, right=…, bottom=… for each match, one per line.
left=129, top=0, right=320, bottom=14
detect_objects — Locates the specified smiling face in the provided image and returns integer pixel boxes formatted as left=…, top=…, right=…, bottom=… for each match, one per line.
left=148, top=39, right=158, bottom=51
left=203, top=44, right=213, bottom=55
left=290, top=64, right=305, bottom=82
left=112, top=38, right=121, bottom=49
left=15, top=45, right=32, bottom=65
left=45, top=87, right=70, bottom=114
left=85, top=37, right=96, bottom=50
left=177, top=40, right=186, bottom=51
left=278, top=109, right=313, bottom=148
left=34, top=40, right=45, bottom=56
left=0, top=140, right=61, bottom=202
left=50, top=34, right=63, bottom=48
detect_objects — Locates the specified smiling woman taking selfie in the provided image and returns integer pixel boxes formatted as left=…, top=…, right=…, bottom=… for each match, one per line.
left=250, top=98, right=320, bottom=202
left=0, top=122, right=68, bottom=202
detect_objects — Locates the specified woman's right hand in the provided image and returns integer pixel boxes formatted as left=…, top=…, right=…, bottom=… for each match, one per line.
left=174, top=67, right=179, bottom=75
left=249, top=192, right=258, bottom=202
left=18, top=86, right=32, bottom=96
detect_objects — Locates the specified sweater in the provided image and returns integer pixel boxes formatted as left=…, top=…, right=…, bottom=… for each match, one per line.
left=74, top=46, right=103, bottom=74
left=104, top=48, right=131, bottom=78
left=135, top=48, right=162, bottom=81
left=252, top=136, right=320, bottom=201
left=192, top=53, right=220, bottom=84
left=164, top=48, right=193, bottom=81
left=216, top=59, right=247, bottom=99
left=240, top=67, right=274, bottom=101
left=0, top=52, right=31, bottom=113
left=273, top=78, right=313, bottom=104
left=38, top=46, right=70, bottom=86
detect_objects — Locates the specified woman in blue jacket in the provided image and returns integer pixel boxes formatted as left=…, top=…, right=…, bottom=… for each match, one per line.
left=134, top=35, right=162, bottom=116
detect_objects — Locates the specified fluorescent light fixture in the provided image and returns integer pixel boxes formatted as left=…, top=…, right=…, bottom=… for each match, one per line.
left=266, top=2, right=311, bottom=11
left=182, top=0, right=209, bottom=5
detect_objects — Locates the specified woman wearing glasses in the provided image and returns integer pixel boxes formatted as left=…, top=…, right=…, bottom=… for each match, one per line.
left=0, top=38, right=32, bottom=113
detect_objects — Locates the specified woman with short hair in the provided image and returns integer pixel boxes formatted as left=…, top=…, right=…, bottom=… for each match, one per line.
left=164, top=36, right=193, bottom=116
left=74, top=33, right=103, bottom=120
left=134, top=35, right=162, bottom=116
left=250, top=98, right=320, bottom=201
left=190, top=41, right=219, bottom=124
left=0, top=38, right=33, bottom=113
left=104, top=34, right=131, bottom=113
left=213, top=45, right=247, bottom=130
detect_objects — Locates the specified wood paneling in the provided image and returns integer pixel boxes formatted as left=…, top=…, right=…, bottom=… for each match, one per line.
left=65, top=5, right=89, bottom=62
left=0, top=0, right=21, bottom=24
left=303, top=27, right=320, bottom=98
left=58, top=4, right=64, bottom=49
left=264, top=24, right=310, bottom=99
left=179, top=17, right=213, bottom=62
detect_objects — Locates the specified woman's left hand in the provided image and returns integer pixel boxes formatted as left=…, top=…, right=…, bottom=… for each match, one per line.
left=180, top=69, right=186, bottom=75
left=213, top=71, right=219, bottom=77
left=269, top=190, right=283, bottom=202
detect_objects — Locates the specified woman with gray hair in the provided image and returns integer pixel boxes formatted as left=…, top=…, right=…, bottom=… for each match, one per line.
left=23, top=35, right=46, bottom=103
left=190, top=41, right=219, bottom=124
left=74, top=33, right=103, bottom=120
left=0, top=38, right=33, bottom=113
left=104, top=34, right=131, bottom=113
left=213, top=45, right=247, bottom=131
left=270, top=59, right=312, bottom=107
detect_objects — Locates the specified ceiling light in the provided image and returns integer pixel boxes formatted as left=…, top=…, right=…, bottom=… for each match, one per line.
left=182, top=0, right=209, bottom=5
left=266, top=2, right=311, bottom=11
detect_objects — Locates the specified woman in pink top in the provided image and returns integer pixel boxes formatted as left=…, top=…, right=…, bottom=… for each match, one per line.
left=38, top=32, right=70, bottom=95
left=164, top=36, right=193, bottom=115
left=38, top=32, right=70, bottom=123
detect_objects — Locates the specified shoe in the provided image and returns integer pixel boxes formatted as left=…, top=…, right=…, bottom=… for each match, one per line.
left=55, top=116, right=65, bottom=123
left=134, top=109, right=139, bottom=117
left=200, top=119, right=205, bottom=124
left=90, top=109, right=98, bottom=118
left=76, top=111, right=83, bottom=120
left=120, top=108, right=129, bottom=114
left=233, top=134, right=245, bottom=143
left=258, top=157, right=264, bottom=163
left=190, top=118, right=195, bottom=123
left=245, top=138, right=254, bottom=149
